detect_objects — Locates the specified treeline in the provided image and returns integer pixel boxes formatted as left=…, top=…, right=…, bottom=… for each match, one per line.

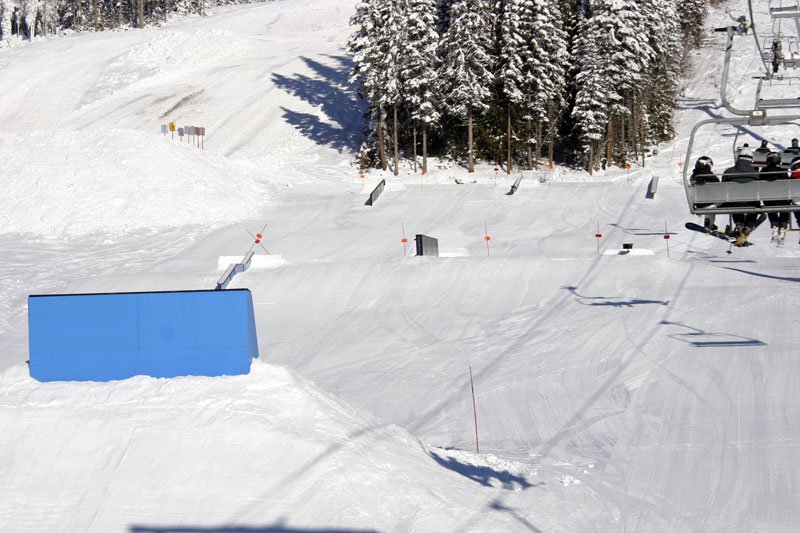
left=348, top=0, right=718, bottom=175
left=0, top=0, right=268, bottom=42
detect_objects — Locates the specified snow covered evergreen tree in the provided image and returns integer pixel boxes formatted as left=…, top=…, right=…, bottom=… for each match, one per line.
left=676, top=0, right=707, bottom=48
left=495, top=0, right=526, bottom=173
left=524, top=0, right=569, bottom=167
left=400, top=0, right=440, bottom=174
left=439, top=0, right=494, bottom=173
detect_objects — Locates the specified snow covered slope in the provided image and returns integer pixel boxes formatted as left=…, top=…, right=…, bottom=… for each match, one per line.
left=1, top=0, right=799, bottom=531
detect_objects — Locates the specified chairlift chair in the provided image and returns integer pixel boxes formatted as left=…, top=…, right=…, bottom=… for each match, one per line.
left=684, top=14, right=800, bottom=216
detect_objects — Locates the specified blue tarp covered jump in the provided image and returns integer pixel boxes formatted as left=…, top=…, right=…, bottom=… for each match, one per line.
left=28, top=289, right=259, bottom=382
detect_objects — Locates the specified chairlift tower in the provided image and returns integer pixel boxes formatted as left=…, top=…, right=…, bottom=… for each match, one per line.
left=682, top=2, right=800, bottom=216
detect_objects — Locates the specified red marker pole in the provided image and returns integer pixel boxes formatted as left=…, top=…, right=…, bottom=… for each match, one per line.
left=626, top=163, right=632, bottom=183
left=469, top=366, right=479, bottom=454
left=401, top=222, right=408, bottom=256
left=664, top=221, right=671, bottom=259
left=596, top=221, right=602, bottom=256
left=484, top=221, right=491, bottom=256
left=360, top=172, right=365, bottom=191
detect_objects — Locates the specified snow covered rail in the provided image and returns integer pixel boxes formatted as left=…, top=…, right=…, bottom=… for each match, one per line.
left=689, top=180, right=800, bottom=214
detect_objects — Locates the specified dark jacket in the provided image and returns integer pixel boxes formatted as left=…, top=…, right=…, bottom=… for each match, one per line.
left=760, top=161, right=788, bottom=181
left=691, top=166, right=718, bottom=185
left=722, top=159, right=758, bottom=183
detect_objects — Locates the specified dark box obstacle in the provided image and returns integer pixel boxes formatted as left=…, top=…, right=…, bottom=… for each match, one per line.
left=28, top=288, right=259, bottom=382
left=416, top=234, right=439, bottom=257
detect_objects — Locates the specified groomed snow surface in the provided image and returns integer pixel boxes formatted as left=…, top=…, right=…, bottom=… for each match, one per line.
left=1, top=0, right=799, bottom=531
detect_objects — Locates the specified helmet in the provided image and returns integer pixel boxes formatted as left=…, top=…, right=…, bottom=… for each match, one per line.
left=793, top=138, right=799, bottom=147
left=761, top=140, right=769, bottom=148
left=738, top=146, right=754, bottom=160
left=767, top=151, right=782, bottom=165
left=695, top=156, right=713, bottom=170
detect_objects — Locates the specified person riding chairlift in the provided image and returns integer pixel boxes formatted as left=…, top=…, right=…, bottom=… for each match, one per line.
left=761, top=152, right=790, bottom=242
left=722, top=146, right=760, bottom=246
left=690, top=156, right=718, bottom=231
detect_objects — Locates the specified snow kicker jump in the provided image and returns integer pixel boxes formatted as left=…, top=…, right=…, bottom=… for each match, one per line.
left=28, top=289, right=259, bottom=382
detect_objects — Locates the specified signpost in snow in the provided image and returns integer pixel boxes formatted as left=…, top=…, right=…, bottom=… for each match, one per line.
left=161, top=124, right=167, bottom=136
left=169, top=121, right=176, bottom=139
left=178, top=127, right=184, bottom=141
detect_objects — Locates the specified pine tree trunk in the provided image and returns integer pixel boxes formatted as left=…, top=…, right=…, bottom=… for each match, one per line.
left=378, top=115, right=387, bottom=171
left=93, top=0, right=99, bottom=30
left=413, top=125, right=418, bottom=173
left=422, top=126, right=428, bottom=175
left=527, top=118, right=533, bottom=170
left=547, top=103, right=555, bottom=167
left=631, top=97, right=639, bottom=163
left=139, top=0, right=144, bottom=28
left=588, top=145, right=594, bottom=176
left=536, top=120, right=542, bottom=165
left=507, top=107, right=512, bottom=175
left=393, top=105, right=399, bottom=177
left=606, top=116, right=614, bottom=167
left=468, top=109, right=474, bottom=173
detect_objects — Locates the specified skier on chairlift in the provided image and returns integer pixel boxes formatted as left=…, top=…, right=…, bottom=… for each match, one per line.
left=722, top=146, right=760, bottom=245
left=690, top=156, right=718, bottom=231
left=760, top=152, right=790, bottom=244
left=785, top=138, right=800, bottom=157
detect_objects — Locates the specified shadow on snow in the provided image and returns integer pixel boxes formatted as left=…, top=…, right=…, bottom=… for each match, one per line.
left=272, top=55, right=366, bottom=153
left=429, top=450, right=540, bottom=491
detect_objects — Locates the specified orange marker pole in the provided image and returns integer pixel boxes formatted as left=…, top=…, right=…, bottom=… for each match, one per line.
left=401, top=222, right=408, bottom=256
left=484, top=221, right=491, bottom=257
left=664, top=221, right=671, bottom=259
left=469, top=366, right=479, bottom=454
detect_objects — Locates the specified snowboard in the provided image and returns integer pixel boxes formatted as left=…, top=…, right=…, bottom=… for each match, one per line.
left=685, top=213, right=767, bottom=247
left=685, top=222, right=752, bottom=246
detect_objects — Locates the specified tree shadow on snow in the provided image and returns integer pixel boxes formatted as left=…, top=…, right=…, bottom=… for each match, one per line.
left=272, top=55, right=366, bottom=153
left=429, top=451, right=540, bottom=490
left=563, top=286, right=669, bottom=308
left=130, top=524, right=378, bottom=533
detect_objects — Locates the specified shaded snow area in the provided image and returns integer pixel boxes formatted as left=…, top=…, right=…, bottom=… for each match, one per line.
left=0, top=0, right=800, bottom=531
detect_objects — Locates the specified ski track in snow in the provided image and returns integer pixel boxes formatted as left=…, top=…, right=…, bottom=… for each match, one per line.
left=1, top=0, right=800, bottom=531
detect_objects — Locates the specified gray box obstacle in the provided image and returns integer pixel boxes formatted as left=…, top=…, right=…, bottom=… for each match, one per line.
left=415, top=234, right=439, bottom=257
left=646, top=176, right=659, bottom=199
left=365, top=179, right=386, bottom=206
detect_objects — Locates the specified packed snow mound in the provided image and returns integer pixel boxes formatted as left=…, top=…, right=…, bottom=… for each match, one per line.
left=81, top=30, right=257, bottom=107
left=0, top=128, right=270, bottom=236
left=0, top=359, right=521, bottom=531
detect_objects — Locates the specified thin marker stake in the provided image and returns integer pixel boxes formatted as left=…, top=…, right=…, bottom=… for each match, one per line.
left=469, top=366, right=479, bottom=454
left=595, top=221, right=602, bottom=255
left=664, top=221, right=670, bottom=258
left=484, top=221, right=491, bottom=256
left=401, top=222, right=408, bottom=256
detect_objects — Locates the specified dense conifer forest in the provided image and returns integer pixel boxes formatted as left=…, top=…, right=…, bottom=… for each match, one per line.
left=348, top=0, right=720, bottom=174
